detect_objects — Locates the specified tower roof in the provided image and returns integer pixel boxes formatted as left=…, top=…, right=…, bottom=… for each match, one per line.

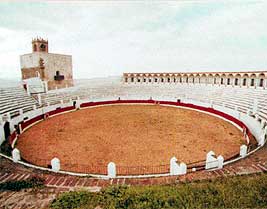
left=32, top=37, right=48, bottom=44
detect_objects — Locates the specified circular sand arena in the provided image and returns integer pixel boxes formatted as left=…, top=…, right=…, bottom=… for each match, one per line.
left=17, top=104, right=244, bottom=175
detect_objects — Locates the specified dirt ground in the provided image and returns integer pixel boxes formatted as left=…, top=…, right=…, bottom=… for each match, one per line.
left=17, top=104, right=244, bottom=174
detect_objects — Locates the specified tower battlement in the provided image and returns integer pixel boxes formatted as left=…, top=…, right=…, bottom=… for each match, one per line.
left=32, top=37, right=49, bottom=53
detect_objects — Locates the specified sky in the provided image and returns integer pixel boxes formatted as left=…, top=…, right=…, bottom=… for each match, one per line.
left=0, top=0, right=267, bottom=80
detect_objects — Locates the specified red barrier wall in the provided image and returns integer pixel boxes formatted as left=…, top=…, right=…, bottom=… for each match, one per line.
left=80, top=99, right=251, bottom=137
left=47, top=106, right=75, bottom=117
left=18, top=99, right=251, bottom=143
left=21, top=115, right=44, bottom=131
left=9, top=131, right=17, bottom=145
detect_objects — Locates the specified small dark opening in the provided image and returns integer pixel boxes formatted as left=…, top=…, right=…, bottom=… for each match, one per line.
left=4, top=122, right=10, bottom=140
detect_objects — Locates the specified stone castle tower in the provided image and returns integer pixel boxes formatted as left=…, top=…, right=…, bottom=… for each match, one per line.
left=20, top=37, right=73, bottom=90
left=32, top=38, right=48, bottom=53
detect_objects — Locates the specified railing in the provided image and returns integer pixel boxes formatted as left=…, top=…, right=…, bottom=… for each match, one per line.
left=20, top=156, right=169, bottom=176
left=187, top=160, right=206, bottom=172
left=3, top=98, right=262, bottom=177
left=116, top=164, right=169, bottom=176
left=61, top=163, right=108, bottom=175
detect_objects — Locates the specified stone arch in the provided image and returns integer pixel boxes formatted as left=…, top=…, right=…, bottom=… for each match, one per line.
left=195, top=74, right=200, bottom=83
left=182, top=74, right=188, bottom=83
left=242, top=74, right=249, bottom=86
left=176, top=74, right=182, bottom=83
left=200, top=74, right=207, bottom=84
left=250, top=73, right=256, bottom=87
left=188, top=74, right=194, bottom=83
left=208, top=74, right=213, bottom=84
left=227, top=74, right=234, bottom=85
left=234, top=74, right=241, bottom=86
left=258, top=73, right=266, bottom=87
left=220, top=74, right=226, bottom=85
left=214, top=74, right=220, bottom=84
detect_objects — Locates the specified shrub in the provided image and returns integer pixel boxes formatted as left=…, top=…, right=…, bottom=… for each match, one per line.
left=51, top=173, right=267, bottom=209
left=50, top=191, right=100, bottom=209
left=0, top=176, right=44, bottom=191
left=0, top=140, right=12, bottom=156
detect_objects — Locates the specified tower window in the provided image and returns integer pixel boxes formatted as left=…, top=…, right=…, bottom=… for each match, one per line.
left=40, top=44, right=46, bottom=51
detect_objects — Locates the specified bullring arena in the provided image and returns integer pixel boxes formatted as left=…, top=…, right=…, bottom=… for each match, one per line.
left=0, top=71, right=267, bottom=180
left=17, top=104, right=246, bottom=175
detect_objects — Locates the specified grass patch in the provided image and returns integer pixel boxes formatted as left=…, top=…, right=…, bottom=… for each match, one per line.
left=50, top=173, right=267, bottom=209
left=0, top=176, right=44, bottom=191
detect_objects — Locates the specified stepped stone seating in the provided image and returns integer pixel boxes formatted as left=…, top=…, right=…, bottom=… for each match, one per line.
left=40, top=79, right=267, bottom=123
left=0, top=87, right=39, bottom=118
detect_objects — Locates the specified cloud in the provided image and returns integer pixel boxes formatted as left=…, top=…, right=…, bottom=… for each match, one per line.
left=0, top=1, right=266, bottom=80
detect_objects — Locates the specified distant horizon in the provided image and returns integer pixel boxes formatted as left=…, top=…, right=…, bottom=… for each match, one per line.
left=1, top=1, right=267, bottom=80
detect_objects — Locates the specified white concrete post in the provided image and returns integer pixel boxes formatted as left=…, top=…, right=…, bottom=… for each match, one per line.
left=205, top=151, right=217, bottom=169
left=12, top=148, right=21, bottom=163
left=180, top=162, right=187, bottom=175
left=51, top=158, right=60, bottom=172
left=217, top=155, right=224, bottom=169
left=108, top=162, right=116, bottom=178
left=240, top=145, right=247, bottom=157
left=18, top=123, right=22, bottom=134
left=259, top=134, right=266, bottom=146
left=37, top=93, right=42, bottom=105
left=26, top=84, right=30, bottom=95
left=170, top=157, right=179, bottom=175
left=76, top=97, right=81, bottom=109
left=19, top=109, right=24, bottom=121
left=0, top=120, right=5, bottom=146
left=33, top=105, right=37, bottom=110
left=5, top=113, right=11, bottom=122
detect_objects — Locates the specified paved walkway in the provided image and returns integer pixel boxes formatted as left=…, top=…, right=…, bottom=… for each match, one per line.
left=0, top=145, right=267, bottom=208
left=0, top=144, right=266, bottom=189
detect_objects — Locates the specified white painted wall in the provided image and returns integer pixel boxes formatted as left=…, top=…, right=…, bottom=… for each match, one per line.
left=20, top=52, right=72, bottom=81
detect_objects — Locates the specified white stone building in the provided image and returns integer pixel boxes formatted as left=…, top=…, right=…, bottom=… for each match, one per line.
left=20, top=38, right=73, bottom=90
left=123, top=71, right=267, bottom=88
